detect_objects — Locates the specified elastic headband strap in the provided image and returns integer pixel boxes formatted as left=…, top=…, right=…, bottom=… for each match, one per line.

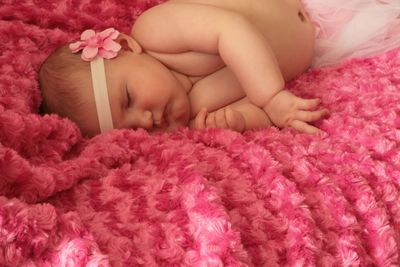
left=90, top=57, right=114, bottom=133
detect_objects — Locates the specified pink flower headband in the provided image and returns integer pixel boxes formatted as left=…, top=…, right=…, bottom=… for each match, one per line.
left=70, top=28, right=121, bottom=61
left=69, top=28, right=121, bottom=133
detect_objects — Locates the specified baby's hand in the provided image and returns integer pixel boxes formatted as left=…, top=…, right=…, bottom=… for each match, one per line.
left=190, top=107, right=246, bottom=132
left=263, top=90, right=329, bottom=134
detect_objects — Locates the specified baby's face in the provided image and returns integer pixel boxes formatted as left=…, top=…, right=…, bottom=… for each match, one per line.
left=86, top=51, right=191, bottom=134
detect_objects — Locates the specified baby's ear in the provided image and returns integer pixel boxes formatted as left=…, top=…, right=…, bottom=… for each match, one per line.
left=117, top=33, right=142, bottom=54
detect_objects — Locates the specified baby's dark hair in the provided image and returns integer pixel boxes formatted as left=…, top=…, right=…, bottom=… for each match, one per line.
left=39, top=45, right=96, bottom=134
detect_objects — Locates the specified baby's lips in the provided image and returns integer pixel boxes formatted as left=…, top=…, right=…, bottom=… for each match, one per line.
left=153, top=116, right=168, bottom=129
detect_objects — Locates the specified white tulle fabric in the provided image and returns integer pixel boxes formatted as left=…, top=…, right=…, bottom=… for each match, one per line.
left=301, top=0, right=400, bottom=67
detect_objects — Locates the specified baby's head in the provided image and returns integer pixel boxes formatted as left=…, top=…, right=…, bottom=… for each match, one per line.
left=40, top=29, right=190, bottom=137
left=39, top=44, right=97, bottom=134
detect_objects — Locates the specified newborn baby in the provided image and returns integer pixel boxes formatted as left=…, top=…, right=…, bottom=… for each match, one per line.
left=39, top=0, right=329, bottom=137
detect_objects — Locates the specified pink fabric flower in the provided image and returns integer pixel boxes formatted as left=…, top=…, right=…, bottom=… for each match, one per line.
left=69, top=28, right=122, bottom=61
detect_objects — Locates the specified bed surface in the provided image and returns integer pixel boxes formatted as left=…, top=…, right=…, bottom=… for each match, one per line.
left=1, top=1, right=400, bottom=266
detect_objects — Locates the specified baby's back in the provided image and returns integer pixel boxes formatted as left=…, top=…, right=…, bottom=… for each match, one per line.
left=170, top=0, right=315, bottom=80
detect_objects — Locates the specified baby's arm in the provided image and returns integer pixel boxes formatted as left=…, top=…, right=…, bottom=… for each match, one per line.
left=190, top=96, right=327, bottom=133
left=132, top=2, right=283, bottom=107
left=190, top=98, right=272, bottom=132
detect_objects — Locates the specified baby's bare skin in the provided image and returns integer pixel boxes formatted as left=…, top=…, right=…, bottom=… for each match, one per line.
left=128, top=0, right=326, bottom=133
left=158, top=0, right=315, bottom=81
left=60, top=0, right=327, bottom=136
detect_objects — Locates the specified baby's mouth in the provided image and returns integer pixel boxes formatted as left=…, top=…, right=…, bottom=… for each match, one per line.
left=154, top=119, right=167, bottom=128
left=153, top=101, right=174, bottom=129
left=153, top=113, right=168, bottom=129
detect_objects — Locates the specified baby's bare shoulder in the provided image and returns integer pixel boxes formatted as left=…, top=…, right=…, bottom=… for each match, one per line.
left=131, top=1, right=246, bottom=53
left=131, top=2, right=216, bottom=49
left=131, top=0, right=254, bottom=36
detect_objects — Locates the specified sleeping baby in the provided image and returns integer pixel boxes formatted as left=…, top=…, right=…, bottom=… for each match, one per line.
left=39, top=0, right=331, bottom=137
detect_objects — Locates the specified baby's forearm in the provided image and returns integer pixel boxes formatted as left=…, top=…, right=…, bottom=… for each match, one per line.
left=218, top=18, right=285, bottom=108
left=188, top=98, right=271, bottom=131
left=228, top=98, right=271, bottom=130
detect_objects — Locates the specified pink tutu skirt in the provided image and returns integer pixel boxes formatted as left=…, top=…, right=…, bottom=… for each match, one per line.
left=301, top=0, right=400, bottom=67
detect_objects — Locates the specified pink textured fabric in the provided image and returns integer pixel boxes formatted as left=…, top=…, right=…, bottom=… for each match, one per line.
left=1, top=1, right=400, bottom=266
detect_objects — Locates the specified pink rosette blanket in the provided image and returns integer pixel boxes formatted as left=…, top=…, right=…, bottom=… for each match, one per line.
left=1, top=1, right=400, bottom=266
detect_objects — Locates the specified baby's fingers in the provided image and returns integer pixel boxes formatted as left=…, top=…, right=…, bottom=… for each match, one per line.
left=225, top=108, right=245, bottom=132
left=295, top=109, right=329, bottom=122
left=290, top=120, right=323, bottom=135
left=193, top=108, right=208, bottom=129
left=297, top=98, right=321, bottom=110
left=214, top=109, right=229, bottom=129
left=206, top=111, right=217, bottom=128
